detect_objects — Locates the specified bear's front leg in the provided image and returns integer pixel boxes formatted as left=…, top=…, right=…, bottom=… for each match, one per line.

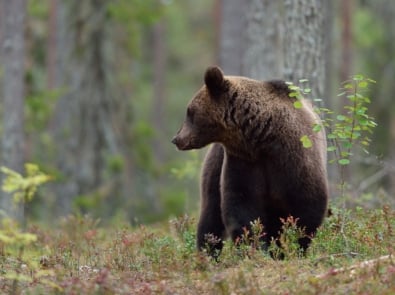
left=197, top=144, right=226, bottom=258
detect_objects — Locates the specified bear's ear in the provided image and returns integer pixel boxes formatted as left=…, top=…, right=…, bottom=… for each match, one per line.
left=204, top=66, right=227, bottom=97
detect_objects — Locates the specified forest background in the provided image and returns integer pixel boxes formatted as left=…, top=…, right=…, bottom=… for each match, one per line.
left=0, top=0, right=395, bottom=225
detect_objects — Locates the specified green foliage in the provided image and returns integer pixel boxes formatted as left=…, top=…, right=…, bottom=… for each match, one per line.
left=324, top=75, right=377, bottom=167
left=106, top=154, right=125, bottom=174
left=131, top=120, right=155, bottom=170
left=107, top=0, right=164, bottom=55
left=289, top=76, right=376, bottom=168
left=290, top=76, right=377, bottom=198
left=26, top=89, right=62, bottom=132
left=228, top=219, right=266, bottom=259
left=270, top=216, right=306, bottom=260
left=28, top=0, right=48, bottom=18
left=287, top=79, right=312, bottom=99
left=287, top=80, right=321, bottom=149
left=1, top=163, right=52, bottom=204
left=300, top=135, right=313, bottom=148
left=0, top=219, right=37, bottom=246
left=108, top=0, right=163, bottom=24
left=169, top=214, right=197, bottom=257
left=0, top=163, right=53, bottom=293
left=170, top=150, right=201, bottom=180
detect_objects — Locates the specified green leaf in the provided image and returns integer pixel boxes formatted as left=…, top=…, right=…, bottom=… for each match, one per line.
left=338, top=159, right=350, bottom=165
left=293, top=101, right=303, bottom=109
left=358, top=81, right=368, bottom=88
left=300, top=135, right=313, bottom=148
left=312, top=124, right=322, bottom=132
left=343, top=83, right=353, bottom=89
left=341, top=151, right=351, bottom=157
left=361, top=140, right=370, bottom=146
left=303, top=88, right=311, bottom=93
left=356, top=108, right=367, bottom=115
left=327, top=134, right=337, bottom=139
left=347, top=94, right=356, bottom=101
left=336, top=115, right=346, bottom=121
left=288, top=85, right=299, bottom=91
left=352, top=132, right=361, bottom=139
left=353, top=74, right=364, bottom=81
left=327, top=146, right=337, bottom=152
left=338, top=132, right=348, bottom=139
left=1, top=163, right=52, bottom=204
left=299, top=79, right=309, bottom=83
left=367, top=78, right=376, bottom=83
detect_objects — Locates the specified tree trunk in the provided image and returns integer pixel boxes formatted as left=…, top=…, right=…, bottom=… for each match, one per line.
left=220, top=0, right=327, bottom=100
left=0, top=0, right=26, bottom=222
left=213, top=0, right=221, bottom=64
left=242, top=0, right=281, bottom=80
left=0, top=0, right=3, bottom=47
left=340, top=0, right=353, bottom=84
left=152, top=21, right=166, bottom=164
left=282, top=0, right=326, bottom=100
left=51, top=0, right=126, bottom=216
left=47, top=0, right=58, bottom=89
left=218, top=0, right=250, bottom=75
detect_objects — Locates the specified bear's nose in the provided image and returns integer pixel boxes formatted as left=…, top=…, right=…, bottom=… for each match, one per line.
left=171, top=136, right=178, bottom=145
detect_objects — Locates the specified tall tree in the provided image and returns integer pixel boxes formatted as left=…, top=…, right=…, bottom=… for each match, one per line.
left=219, top=0, right=328, bottom=99
left=0, top=0, right=26, bottom=222
left=340, top=0, right=353, bottom=84
left=152, top=20, right=167, bottom=164
left=242, top=0, right=281, bottom=80
left=282, top=0, right=327, bottom=100
left=51, top=0, right=126, bottom=216
left=46, top=0, right=58, bottom=89
left=218, top=0, right=249, bottom=75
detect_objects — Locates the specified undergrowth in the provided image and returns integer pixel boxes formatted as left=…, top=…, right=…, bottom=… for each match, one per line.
left=1, top=206, right=394, bottom=294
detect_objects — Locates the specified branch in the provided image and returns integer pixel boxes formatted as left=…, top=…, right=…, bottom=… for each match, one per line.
left=315, top=254, right=393, bottom=279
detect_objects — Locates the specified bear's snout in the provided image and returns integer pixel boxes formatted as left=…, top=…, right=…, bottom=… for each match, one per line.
left=172, top=124, right=194, bottom=150
left=171, top=136, right=179, bottom=146
left=172, top=134, right=189, bottom=150
left=171, top=133, right=186, bottom=150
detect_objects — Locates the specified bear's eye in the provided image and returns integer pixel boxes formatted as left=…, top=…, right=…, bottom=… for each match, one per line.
left=187, top=107, right=195, bottom=123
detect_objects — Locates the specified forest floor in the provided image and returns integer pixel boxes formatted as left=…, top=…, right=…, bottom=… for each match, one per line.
left=1, top=206, right=395, bottom=294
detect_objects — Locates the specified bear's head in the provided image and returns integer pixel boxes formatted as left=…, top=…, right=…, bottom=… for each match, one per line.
left=171, top=66, right=234, bottom=150
left=171, top=66, right=294, bottom=155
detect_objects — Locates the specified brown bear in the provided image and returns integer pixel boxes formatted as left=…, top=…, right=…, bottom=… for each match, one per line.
left=172, top=66, right=328, bottom=257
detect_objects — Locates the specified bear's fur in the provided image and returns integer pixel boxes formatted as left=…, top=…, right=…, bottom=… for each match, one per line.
left=172, top=66, right=328, bottom=256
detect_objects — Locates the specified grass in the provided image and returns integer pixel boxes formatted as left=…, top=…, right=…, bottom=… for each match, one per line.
left=1, top=206, right=395, bottom=294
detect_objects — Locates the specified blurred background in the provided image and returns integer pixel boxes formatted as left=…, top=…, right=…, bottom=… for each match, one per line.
left=0, top=0, right=394, bottom=225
